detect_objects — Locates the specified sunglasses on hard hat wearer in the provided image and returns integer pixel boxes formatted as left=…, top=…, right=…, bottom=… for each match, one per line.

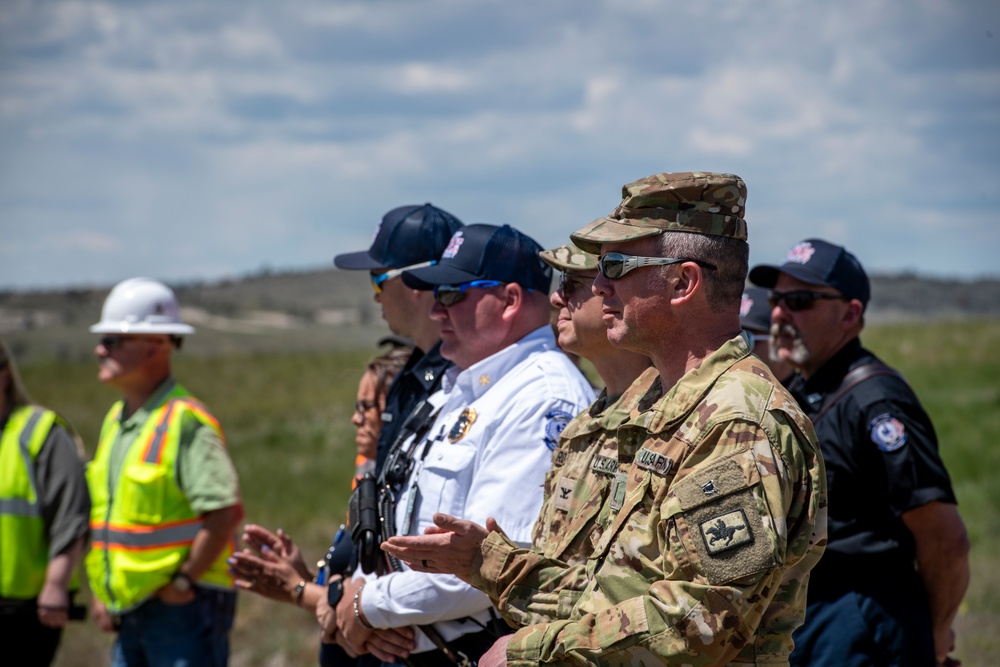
left=433, top=280, right=505, bottom=307
left=768, top=290, right=847, bottom=312
left=597, top=252, right=717, bottom=280
left=99, top=335, right=168, bottom=351
left=558, top=272, right=596, bottom=299
left=370, top=260, right=437, bottom=294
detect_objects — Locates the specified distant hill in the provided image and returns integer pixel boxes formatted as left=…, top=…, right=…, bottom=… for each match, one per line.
left=3, top=267, right=999, bottom=364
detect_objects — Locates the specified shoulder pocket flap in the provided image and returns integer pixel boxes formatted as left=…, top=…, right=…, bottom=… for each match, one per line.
left=672, top=450, right=759, bottom=512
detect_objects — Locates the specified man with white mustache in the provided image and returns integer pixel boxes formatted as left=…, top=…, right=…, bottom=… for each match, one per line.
left=750, top=239, right=970, bottom=667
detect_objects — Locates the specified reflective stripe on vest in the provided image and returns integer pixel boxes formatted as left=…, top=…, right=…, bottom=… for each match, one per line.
left=0, top=407, right=57, bottom=599
left=86, top=386, right=233, bottom=613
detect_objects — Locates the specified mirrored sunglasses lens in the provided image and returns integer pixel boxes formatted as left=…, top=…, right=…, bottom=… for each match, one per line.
left=435, top=288, right=464, bottom=307
left=600, top=254, right=626, bottom=279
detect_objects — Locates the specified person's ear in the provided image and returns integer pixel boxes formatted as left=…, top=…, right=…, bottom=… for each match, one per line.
left=668, top=262, right=704, bottom=306
left=842, top=299, right=864, bottom=329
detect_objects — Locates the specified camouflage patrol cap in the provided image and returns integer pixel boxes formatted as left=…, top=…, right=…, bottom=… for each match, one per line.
left=570, top=172, right=748, bottom=254
left=539, top=243, right=598, bottom=273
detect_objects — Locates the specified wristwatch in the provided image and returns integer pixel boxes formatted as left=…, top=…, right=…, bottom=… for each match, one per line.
left=326, top=577, right=344, bottom=607
left=170, top=572, right=193, bottom=593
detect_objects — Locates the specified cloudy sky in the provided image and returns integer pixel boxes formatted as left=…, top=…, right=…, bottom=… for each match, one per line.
left=1, top=0, right=998, bottom=290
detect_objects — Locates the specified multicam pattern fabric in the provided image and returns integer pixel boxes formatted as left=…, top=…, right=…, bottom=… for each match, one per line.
left=539, top=244, right=599, bottom=272
left=478, top=336, right=827, bottom=665
left=475, top=368, right=661, bottom=627
left=571, top=172, right=748, bottom=254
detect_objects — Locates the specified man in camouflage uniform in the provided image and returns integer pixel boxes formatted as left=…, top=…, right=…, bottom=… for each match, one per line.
left=386, top=172, right=827, bottom=666
left=376, top=243, right=655, bottom=651
left=509, top=244, right=657, bottom=627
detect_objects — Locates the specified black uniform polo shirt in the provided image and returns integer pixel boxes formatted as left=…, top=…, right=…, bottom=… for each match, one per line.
left=374, top=341, right=451, bottom=475
left=788, top=338, right=956, bottom=596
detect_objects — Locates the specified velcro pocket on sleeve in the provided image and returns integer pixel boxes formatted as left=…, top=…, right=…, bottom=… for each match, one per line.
left=668, top=450, right=777, bottom=585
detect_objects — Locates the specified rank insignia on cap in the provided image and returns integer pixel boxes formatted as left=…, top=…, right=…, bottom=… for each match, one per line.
left=870, top=413, right=907, bottom=452
left=544, top=410, right=573, bottom=450
left=448, top=407, right=477, bottom=443
left=700, top=509, right=752, bottom=556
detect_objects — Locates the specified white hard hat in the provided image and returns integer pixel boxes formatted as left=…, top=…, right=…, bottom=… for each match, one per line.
left=90, top=278, right=195, bottom=335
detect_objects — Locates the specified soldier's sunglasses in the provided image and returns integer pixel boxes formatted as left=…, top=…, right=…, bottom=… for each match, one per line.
left=370, top=260, right=436, bottom=294
left=768, top=290, right=847, bottom=312
left=433, top=280, right=505, bottom=307
left=597, top=252, right=717, bottom=280
left=558, top=272, right=596, bottom=299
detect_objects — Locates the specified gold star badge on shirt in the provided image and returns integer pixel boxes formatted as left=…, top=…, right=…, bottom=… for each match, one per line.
left=478, top=374, right=491, bottom=386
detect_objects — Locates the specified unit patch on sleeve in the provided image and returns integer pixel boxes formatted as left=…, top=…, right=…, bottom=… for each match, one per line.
left=544, top=410, right=574, bottom=450
left=635, top=446, right=674, bottom=476
left=870, top=413, right=907, bottom=452
left=699, top=509, right=753, bottom=556
left=447, top=407, right=477, bottom=443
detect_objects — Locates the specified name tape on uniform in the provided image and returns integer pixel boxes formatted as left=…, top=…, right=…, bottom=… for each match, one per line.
left=635, top=447, right=674, bottom=476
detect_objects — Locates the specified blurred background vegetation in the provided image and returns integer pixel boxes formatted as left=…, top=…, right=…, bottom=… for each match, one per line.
left=3, top=268, right=998, bottom=666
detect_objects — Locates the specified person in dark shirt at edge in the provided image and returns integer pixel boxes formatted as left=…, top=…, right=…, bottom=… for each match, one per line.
left=750, top=238, right=970, bottom=667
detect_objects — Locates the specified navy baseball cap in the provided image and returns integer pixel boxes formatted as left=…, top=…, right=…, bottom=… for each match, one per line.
left=402, top=224, right=552, bottom=292
left=749, top=238, right=870, bottom=308
left=740, top=286, right=773, bottom=333
left=333, top=203, right=464, bottom=271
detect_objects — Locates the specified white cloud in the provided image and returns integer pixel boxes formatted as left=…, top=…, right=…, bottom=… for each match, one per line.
left=1, top=0, right=998, bottom=289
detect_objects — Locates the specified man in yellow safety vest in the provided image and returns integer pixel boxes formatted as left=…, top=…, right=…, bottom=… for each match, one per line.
left=86, top=278, right=244, bottom=667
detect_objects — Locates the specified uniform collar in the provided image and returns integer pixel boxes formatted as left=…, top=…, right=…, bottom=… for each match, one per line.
left=443, top=325, right=556, bottom=400
left=407, top=341, right=451, bottom=392
left=633, top=334, right=751, bottom=434
left=789, top=337, right=866, bottom=414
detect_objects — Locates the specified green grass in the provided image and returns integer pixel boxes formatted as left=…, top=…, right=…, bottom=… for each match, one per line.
left=19, top=319, right=1000, bottom=666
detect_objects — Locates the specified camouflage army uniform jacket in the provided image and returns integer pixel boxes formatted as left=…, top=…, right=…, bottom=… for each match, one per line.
left=475, top=335, right=827, bottom=666
left=483, top=367, right=661, bottom=627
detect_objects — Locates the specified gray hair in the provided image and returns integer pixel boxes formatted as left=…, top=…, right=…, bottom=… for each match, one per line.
left=658, top=231, right=748, bottom=310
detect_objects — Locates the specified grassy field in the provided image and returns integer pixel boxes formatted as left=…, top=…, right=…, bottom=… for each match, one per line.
left=17, top=319, right=1000, bottom=666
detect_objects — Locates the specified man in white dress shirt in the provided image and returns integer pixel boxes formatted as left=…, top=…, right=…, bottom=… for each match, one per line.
left=325, top=223, right=595, bottom=666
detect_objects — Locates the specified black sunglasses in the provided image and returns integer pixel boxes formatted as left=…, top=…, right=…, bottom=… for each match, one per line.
left=99, top=335, right=170, bottom=351
left=768, top=290, right=846, bottom=312
left=597, top=252, right=717, bottom=280
left=433, top=280, right=504, bottom=307
left=558, top=272, right=596, bottom=299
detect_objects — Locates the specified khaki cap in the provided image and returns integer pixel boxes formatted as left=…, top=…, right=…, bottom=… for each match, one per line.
left=539, top=244, right=598, bottom=272
left=571, top=172, right=748, bottom=254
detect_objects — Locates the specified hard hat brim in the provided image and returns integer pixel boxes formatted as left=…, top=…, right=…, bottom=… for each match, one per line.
left=89, top=322, right=195, bottom=335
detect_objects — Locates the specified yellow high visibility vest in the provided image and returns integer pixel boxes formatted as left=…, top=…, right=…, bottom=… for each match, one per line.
left=85, top=385, right=235, bottom=613
left=0, top=406, right=59, bottom=599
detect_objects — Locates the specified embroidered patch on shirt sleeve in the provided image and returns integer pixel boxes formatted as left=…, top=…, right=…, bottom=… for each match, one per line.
left=870, top=413, right=907, bottom=452
left=699, top=509, right=753, bottom=556
left=544, top=410, right=573, bottom=451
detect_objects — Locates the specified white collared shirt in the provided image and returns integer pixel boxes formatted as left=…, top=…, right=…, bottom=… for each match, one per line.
left=360, top=325, right=595, bottom=651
